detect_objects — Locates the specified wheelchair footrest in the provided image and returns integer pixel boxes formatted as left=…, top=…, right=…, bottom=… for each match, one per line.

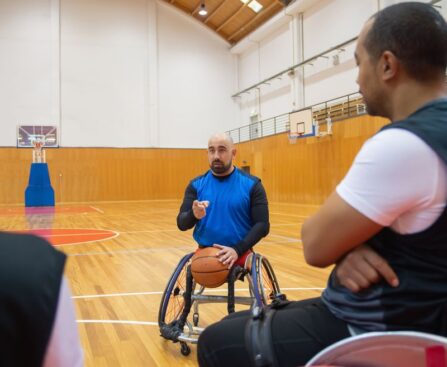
left=160, top=321, right=184, bottom=342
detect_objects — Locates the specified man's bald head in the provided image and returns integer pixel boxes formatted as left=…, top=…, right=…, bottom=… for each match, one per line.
left=208, top=133, right=234, bottom=149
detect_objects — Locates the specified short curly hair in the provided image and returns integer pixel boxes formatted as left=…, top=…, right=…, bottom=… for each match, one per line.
left=364, top=2, right=447, bottom=81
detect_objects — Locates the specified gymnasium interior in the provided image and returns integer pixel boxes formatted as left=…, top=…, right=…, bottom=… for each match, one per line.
left=1, top=0, right=447, bottom=366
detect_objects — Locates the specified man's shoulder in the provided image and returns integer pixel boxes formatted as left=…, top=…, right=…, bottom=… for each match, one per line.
left=0, top=231, right=52, bottom=250
left=236, top=168, right=261, bottom=184
left=0, top=232, right=65, bottom=260
left=190, top=171, right=210, bottom=185
left=0, top=232, right=66, bottom=287
left=371, top=126, right=442, bottom=163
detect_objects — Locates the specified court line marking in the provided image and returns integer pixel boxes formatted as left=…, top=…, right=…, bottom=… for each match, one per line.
left=52, top=231, right=120, bottom=247
left=119, top=229, right=179, bottom=234
left=75, top=287, right=325, bottom=327
left=77, top=320, right=158, bottom=326
left=270, top=212, right=309, bottom=219
left=89, top=206, right=104, bottom=214
left=13, top=228, right=120, bottom=246
left=271, top=202, right=320, bottom=208
left=35, top=230, right=118, bottom=238
left=67, top=245, right=194, bottom=257
left=270, top=223, right=300, bottom=227
left=267, top=234, right=299, bottom=242
left=72, top=287, right=324, bottom=299
left=72, top=208, right=181, bottom=219
left=66, top=239, right=300, bottom=257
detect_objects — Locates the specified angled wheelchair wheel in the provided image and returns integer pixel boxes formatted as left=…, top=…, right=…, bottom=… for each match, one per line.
left=250, top=254, right=281, bottom=307
left=158, top=252, right=194, bottom=327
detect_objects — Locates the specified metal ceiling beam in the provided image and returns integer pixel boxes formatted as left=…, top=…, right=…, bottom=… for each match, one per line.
left=231, top=36, right=358, bottom=97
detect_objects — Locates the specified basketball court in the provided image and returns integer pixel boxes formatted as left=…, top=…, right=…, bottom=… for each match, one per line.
left=2, top=0, right=447, bottom=366
left=0, top=200, right=330, bottom=366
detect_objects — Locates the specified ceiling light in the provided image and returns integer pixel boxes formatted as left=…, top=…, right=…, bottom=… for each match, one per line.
left=240, top=0, right=250, bottom=4
left=248, top=0, right=263, bottom=13
left=198, top=2, right=208, bottom=16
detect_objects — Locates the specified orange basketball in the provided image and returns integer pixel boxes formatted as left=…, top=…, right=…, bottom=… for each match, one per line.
left=191, top=247, right=230, bottom=288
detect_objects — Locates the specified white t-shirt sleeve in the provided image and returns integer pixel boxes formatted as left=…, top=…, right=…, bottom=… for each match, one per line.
left=43, top=277, right=83, bottom=367
left=336, top=128, right=446, bottom=233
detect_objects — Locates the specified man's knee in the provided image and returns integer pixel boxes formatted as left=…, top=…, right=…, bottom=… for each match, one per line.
left=197, top=323, right=221, bottom=367
left=198, top=316, right=251, bottom=367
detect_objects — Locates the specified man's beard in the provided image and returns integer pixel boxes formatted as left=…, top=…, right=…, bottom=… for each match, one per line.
left=362, top=91, right=385, bottom=118
left=210, top=160, right=232, bottom=175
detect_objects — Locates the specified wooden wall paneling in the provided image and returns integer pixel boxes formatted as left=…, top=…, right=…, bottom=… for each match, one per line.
left=0, top=148, right=209, bottom=204
left=0, top=115, right=388, bottom=205
left=234, top=115, right=388, bottom=205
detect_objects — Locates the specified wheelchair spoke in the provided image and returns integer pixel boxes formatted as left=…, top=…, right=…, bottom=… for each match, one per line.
left=165, top=266, right=187, bottom=323
left=261, top=269, right=275, bottom=301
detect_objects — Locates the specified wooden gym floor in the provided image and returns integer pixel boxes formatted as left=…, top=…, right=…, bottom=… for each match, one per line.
left=0, top=200, right=331, bottom=367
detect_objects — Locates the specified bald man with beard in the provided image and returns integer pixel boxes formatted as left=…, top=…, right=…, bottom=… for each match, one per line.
left=177, top=132, right=270, bottom=269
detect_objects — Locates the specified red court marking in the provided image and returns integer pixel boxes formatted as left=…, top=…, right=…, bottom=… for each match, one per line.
left=426, top=345, right=446, bottom=367
left=13, top=228, right=118, bottom=246
left=0, top=206, right=100, bottom=217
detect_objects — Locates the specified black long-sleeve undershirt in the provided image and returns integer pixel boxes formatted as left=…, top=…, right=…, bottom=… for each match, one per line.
left=177, top=180, right=269, bottom=256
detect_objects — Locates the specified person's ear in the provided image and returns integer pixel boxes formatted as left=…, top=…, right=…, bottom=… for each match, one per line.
left=232, top=148, right=237, bottom=158
left=380, top=51, right=398, bottom=81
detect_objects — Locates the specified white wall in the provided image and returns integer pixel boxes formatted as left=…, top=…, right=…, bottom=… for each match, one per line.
left=236, top=22, right=293, bottom=125
left=61, top=0, right=150, bottom=147
left=0, top=0, right=237, bottom=148
left=232, top=0, right=446, bottom=126
left=157, top=2, right=236, bottom=148
left=1, top=0, right=444, bottom=146
left=302, top=0, right=375, bottom=105
left=0, top=0, right=55, bottom=146
left=257, top=23, right=293, bottom=120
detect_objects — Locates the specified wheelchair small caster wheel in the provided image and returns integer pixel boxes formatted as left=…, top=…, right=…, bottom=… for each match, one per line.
left=193, top=312, right=199, bottom=327
left=180, top=342, right=191, bottom=356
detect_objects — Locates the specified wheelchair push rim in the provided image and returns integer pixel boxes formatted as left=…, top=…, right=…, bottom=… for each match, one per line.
left=158, top=252, right=194, bottom=326
left=251, top=254, right=281, bottom=307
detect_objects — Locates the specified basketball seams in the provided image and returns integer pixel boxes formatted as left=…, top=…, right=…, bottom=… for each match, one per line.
left=191, top=247, right=230, bottom=287
left=191, top=256, right=220, bottom=263
left=190, top=269, right=229, bottom=274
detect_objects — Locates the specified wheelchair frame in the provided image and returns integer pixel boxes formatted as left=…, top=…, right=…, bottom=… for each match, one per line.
left=158, top=251, right=282, bottom=356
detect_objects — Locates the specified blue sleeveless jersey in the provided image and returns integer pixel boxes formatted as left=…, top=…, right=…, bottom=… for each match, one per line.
left=191, top=168, right=259, bottom=247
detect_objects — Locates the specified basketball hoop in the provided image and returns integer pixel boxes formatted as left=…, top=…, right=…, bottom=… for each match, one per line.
left=288, top=133, right=301, bottom=144
left=31, top=136, right=46, bottom=163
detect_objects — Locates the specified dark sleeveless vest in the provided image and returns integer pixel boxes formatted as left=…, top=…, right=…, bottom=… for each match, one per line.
left=323, top=99, right=447, bottom=335
left=0, top=232, right=66, bottom=366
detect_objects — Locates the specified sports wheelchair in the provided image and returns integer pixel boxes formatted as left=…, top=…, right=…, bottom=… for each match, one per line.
left=158, top=251, right=284, bottom=356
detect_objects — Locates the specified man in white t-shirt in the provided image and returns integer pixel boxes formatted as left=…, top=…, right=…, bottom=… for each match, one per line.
left=198, top=3, right=447, bottom=367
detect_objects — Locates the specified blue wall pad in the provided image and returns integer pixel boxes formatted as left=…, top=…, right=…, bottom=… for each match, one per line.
left=25, top=163, right=55, bottom=207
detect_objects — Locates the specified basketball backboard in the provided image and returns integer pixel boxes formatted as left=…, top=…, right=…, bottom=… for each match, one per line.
left=289, top=109, right=315, bottom=138
left=17, top=125, right=58, bottom=148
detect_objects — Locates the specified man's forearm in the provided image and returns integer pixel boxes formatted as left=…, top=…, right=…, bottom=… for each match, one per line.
left=234, top=221, right=269, bottom=255
left=177, top=183, right=198, bottom=231
left=177, top=210, right=198, bottom=231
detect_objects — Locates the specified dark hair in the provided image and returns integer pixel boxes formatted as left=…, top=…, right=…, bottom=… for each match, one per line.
left=365, top=2, right=447, bottom=81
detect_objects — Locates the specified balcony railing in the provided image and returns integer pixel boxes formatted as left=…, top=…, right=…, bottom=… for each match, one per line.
left=228, top=92, right=366, bottom=143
